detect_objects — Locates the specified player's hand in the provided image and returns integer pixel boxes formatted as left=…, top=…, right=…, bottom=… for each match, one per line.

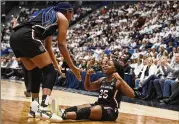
left=72, top=66, right=82, bottom=81
left=112, top=73, right=122, bottom=80
left=86, top=68, right=95, bottom=75
left=60, top=72, right=66, bottom=78
left=56, top=65, right=66, bottom=77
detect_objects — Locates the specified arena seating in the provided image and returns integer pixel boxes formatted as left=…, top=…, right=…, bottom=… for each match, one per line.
left=1, top=1, right=179, bottom=104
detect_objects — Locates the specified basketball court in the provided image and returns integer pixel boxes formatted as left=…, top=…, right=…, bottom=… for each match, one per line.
left=1, top=80, right=179, bottom=124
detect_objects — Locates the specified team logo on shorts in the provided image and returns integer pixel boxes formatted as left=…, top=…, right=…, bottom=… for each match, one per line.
left=39, top=45, right=45, bottom=52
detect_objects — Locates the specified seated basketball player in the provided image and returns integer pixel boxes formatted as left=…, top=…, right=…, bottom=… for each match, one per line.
left=10, top=2, right=81, bottom=121
left=56, top=58, right=138, bottom=121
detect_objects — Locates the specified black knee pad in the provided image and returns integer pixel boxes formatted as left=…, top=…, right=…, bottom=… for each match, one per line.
left=41, top=64, right=57, bottom=90
left=29, top=67, right=42, bottom=93
left=65, top=106, right=77, bottom=112
left=76, top=107, right=91, bottom=120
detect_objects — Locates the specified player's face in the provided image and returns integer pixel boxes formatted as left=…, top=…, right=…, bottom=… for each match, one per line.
left=102, top=60, right=115, bottom=75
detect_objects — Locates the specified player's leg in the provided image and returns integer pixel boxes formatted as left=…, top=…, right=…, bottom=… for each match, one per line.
left=64, top=104, right=92, bottom=113
left=17, top=30, right=57, bottom=108
left=11, top=27, right=59, bottom=120
left=62, top=105, right=118, bottom=121
left=62, top=105, right=101, bottom=120
left=22, top=65, right=31, bottom=97
left=21, top=52, right=62, bottom=121
left=19, top=57, right=42, bottom=117
left=30, top=52, right=57, bottom=107
left=20, top=57, right=41, bottom=102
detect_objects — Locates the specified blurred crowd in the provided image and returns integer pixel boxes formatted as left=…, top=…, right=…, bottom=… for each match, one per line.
left=1, top=1, right=179, bottom=105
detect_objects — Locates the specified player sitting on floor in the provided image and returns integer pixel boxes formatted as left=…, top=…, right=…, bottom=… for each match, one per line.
left=57, top=58, right=139, bottom=121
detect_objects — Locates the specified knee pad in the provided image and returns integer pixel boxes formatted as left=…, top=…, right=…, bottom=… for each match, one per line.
left=65, top=106, right=77, bottom=113
left=29, top=67, right=42, bottom=93
left=76, top=107, right=91, bottom=120
left=41, top=64, right=57, bottom=90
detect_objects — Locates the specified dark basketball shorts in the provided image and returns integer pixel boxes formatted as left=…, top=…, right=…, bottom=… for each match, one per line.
left=91, top=102, right=118, bottom=121
left=10, top=25, right=46, bottom=58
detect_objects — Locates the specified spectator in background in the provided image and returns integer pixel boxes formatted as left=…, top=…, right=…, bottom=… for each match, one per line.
left=92, top=47, right=103, bottom=61
left=160, top=84, right=179, bottom=105
left=154, top=53, right=179, bottom=100
left=87, top=57, right=96, bottom=70
left=135, top=56, right=168, bottom=99
left=1, top=58, right=8, bottom=68
left=134, top=59, right=143, bottom=77
left=157, top=46, right=168, bottom=59
left=9, top=57, right=19, bottom=69
left=79, top=60, right=87, bottom=71
left=136, top=57, right=157, bottom=96
left=162, top=53, right=179, bottom=98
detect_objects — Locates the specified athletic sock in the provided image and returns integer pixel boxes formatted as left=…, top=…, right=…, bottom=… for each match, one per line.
left=41, top=95, right=50, bottom=107
left=32, top=97, right=39, bottom=103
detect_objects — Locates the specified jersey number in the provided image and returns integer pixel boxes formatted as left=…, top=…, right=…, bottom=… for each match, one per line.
left=99, top=89, right=108, bottom=99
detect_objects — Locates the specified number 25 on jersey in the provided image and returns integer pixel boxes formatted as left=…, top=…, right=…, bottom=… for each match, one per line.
left=99, top=89, right=108, bottom=99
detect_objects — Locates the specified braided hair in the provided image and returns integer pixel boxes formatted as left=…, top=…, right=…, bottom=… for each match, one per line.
left=112, top=58, right=124, bottom=79
left=29, top=2, right=73, bottom=26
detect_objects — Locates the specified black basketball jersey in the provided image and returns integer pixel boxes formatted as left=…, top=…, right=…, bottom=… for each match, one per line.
left=97, top=78, right=122, bottom=109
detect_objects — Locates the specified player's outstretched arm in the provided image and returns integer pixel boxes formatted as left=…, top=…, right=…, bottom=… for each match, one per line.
left=56, top=13, right=81, bottom=81
left=44, top=36, right=63, bottom=74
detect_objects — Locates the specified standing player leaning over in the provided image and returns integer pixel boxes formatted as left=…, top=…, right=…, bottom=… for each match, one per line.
left=55, top=58, right=140, bottom=122
left=10, top=2, right=81, bottom=121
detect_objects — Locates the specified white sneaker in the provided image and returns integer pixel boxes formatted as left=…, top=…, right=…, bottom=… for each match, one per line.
left=50, top=98, right=65, bottom=117
left=50, top=98, right=58, bottom=113
left=40, top=100, right=60, bottom=121
left=28, top=101, right=41, bottom=118
left=28, top=110, right=41, bottom=118
left=49, top=98, right=64, bottom=122
left=28, top=101, right=51, bottom=119
left=40, top=107, right=63, bottom=122
left=49, top=113, right=63, bottom=122
left=40, top=110, right=52, bottom=120
left=28, top=98, right=63, bottom=122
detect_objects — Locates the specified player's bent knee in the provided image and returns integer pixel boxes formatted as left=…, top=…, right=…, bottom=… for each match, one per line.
left=75, top=107, right=91, bottom=120
left=20, top=57, right=36, bottom=70
left=41, top=64, right=57, bottom=90
left=89, top=105, right=102, bottom=120
left=100, top=106, right=118, bottom=121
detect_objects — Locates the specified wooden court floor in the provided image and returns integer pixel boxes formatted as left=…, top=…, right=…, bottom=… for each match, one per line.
left=1, top=80, right=179, bottom=124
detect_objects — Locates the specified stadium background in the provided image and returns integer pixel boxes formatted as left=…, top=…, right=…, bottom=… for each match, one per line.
left=1, top=1, right=179, bottom=122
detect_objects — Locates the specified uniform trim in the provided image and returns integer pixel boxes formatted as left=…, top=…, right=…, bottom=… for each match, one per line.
left=113, top=90, right=119, bottom=108
left=103, top=106, right=113, bottom=110
left=31, top=29, right=47, bottom=51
